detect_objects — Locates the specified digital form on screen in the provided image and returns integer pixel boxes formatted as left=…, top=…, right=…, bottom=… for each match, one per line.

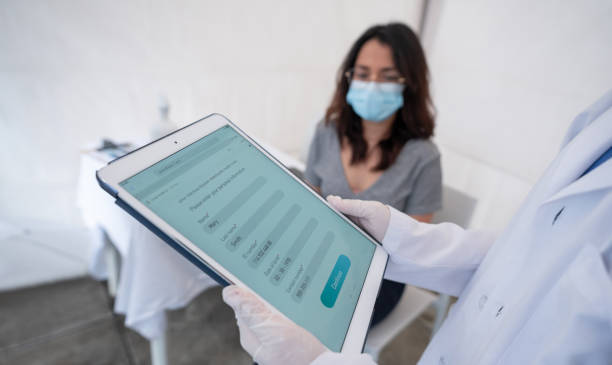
left=119, top=125, right=376, bottom=351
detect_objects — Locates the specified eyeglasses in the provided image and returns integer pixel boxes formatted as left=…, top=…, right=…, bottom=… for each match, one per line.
left=344, top=67, right=406, bottom=84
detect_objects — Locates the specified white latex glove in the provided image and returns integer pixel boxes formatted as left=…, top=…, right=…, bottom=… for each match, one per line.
left=326, top=195, right=390, bottom=242
left=222, top=285, right=328, bottom=365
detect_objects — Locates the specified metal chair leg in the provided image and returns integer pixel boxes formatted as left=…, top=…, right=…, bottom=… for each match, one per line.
left=431, top=294, right=450, bottom=337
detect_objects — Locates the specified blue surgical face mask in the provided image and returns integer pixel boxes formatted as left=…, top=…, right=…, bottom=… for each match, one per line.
left=346, top=80, right=405, bottom=122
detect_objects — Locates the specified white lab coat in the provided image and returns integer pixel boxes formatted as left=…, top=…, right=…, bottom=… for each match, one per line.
left=313, top=89, right=612, bottom=365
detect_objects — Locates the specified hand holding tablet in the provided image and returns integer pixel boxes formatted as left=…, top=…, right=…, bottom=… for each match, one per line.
left=326, top=196, right=391, bottom=242
left=222, top=285, right=327, bottom=364
left=96, top=114, right=388, bottom=353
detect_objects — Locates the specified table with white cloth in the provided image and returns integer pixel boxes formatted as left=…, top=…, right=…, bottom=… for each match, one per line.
left=76, top=142, right=305, bottom=365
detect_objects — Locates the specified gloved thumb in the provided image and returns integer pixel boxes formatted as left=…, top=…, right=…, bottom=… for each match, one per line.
left=326, top=195, right=368, bottom=218
left=222, top=285, right=272, bottom=328
left=326, top=195, right=390, bottom=242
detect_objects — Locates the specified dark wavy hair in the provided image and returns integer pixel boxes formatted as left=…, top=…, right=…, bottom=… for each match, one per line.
left=325, top=22, right=435, bottom=171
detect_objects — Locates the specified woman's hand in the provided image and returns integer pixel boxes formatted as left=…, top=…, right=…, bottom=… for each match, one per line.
left=222, top=285, right=328, bottom=365
left=326, top=195, right=390, bottom=242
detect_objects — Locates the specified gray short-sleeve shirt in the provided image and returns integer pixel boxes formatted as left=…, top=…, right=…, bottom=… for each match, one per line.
left=304, top=122, right=442, bottom=215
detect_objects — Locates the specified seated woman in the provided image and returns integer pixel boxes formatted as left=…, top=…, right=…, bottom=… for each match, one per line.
left=304, top=22, right=441, bottom=326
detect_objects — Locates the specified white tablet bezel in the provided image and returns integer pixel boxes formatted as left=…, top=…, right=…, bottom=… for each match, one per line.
left=96, top=113, right=388, bottom=353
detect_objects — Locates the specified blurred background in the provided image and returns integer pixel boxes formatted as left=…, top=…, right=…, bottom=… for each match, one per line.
left=1, top=0, right=612, bottom=364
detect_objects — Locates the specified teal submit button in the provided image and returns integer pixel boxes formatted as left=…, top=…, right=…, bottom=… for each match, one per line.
left=321, top=255, right=351, bottom=308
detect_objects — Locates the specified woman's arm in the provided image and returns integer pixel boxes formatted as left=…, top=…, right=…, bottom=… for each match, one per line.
left=303, top=122, right=325, bottom=188
left=410, top=213, right=433, bottom=223
left=402, top=152, right=442, bottom=221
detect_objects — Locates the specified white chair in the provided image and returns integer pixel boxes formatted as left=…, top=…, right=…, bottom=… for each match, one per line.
left=363, top=185, right=477, bottom=359
left=364, top=286, right=437, bottom=360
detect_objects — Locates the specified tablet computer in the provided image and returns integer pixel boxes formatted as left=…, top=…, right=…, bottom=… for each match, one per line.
left=96, top=113, right=388, bottom=353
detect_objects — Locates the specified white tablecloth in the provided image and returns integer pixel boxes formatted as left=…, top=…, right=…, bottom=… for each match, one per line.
left=77, top=142, right=305, bottom=339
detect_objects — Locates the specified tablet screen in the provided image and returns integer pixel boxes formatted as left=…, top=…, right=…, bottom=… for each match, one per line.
left=119, top=125, right=376, bottom=351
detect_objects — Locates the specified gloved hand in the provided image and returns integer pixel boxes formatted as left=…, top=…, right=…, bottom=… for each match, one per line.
left=326, top=195, right=390, bottom=242
left=222, top=285, right=328, bottom=365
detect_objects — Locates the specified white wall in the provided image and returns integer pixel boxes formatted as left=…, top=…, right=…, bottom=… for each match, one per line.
left=424, top=0, right=612, bottom=230
left=0, top=1, right=422, bottom=288
left=0, top=0, right=422, bottom=228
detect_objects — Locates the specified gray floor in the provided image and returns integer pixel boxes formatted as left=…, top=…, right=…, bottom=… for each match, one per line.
left=0, top=277, right=434, bottom=364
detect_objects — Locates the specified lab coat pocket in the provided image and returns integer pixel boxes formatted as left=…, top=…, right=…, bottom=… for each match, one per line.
left=499, top=243, right=612, bottom=365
